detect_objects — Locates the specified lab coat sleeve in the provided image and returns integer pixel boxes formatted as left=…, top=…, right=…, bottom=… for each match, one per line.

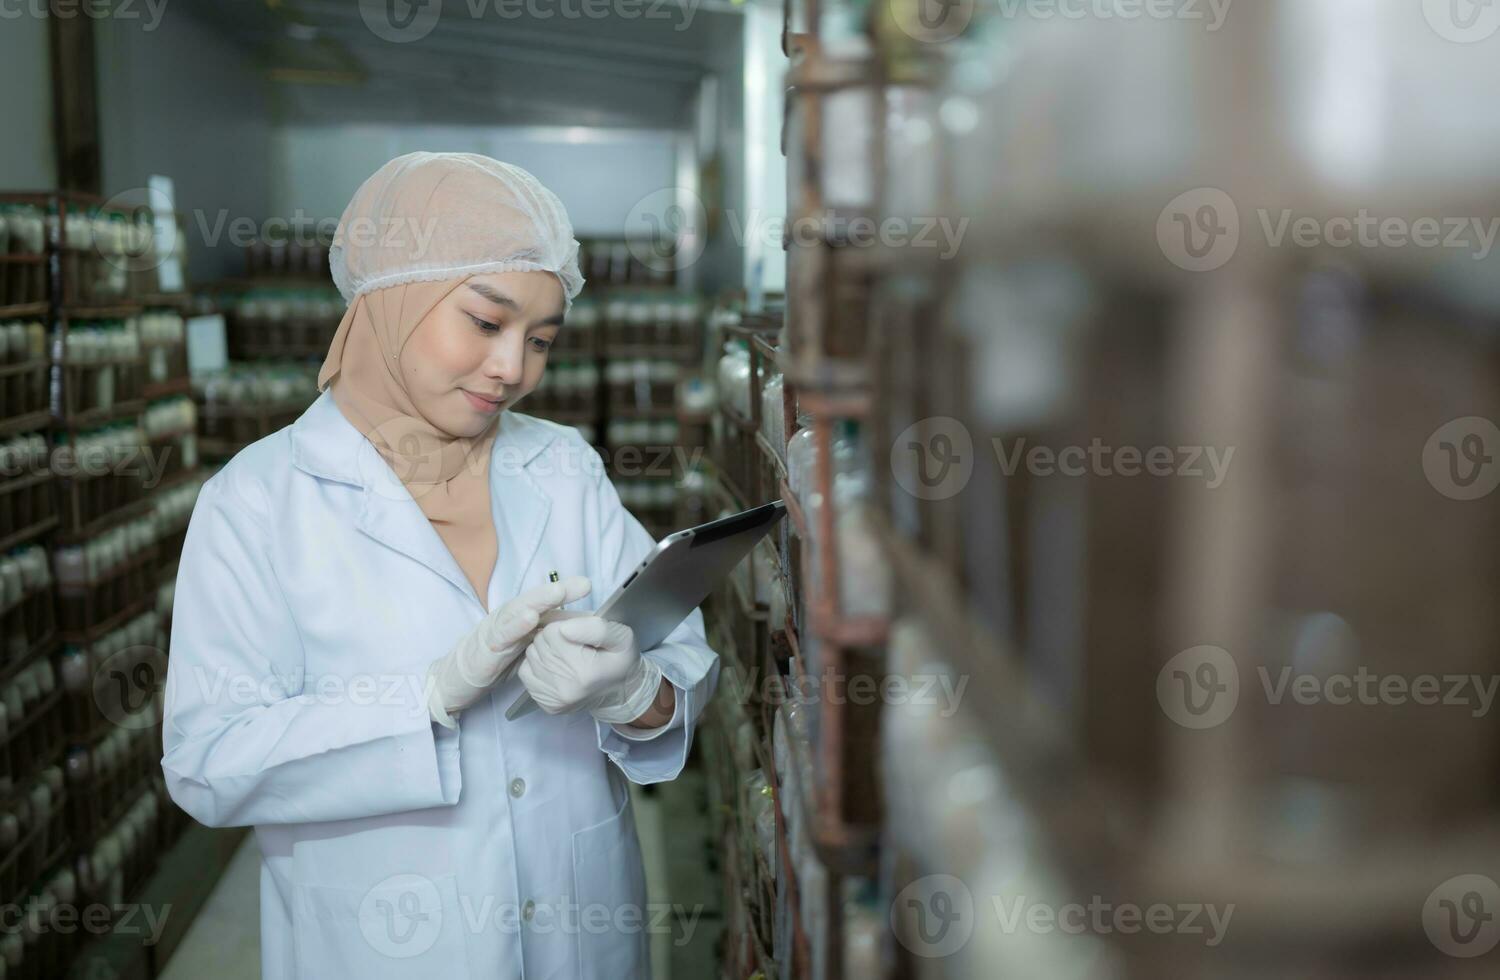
left=586, top=451, right=721, bottom=785
left=160, top=467, right=462, bottom=828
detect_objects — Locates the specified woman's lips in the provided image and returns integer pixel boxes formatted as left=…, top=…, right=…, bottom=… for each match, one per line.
left=462, top=389, right=504, bottom=413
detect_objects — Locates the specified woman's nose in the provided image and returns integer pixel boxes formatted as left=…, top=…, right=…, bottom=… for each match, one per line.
left=483, top=333, right=526, bottom=385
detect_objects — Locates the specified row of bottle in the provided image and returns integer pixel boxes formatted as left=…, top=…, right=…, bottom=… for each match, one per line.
left=78, top=776, right=164, bottom=907
left=64, top=725, right=156, bottom=799
left=53, top=426, right=146, bottom=474
left=196, top=364, right=319, bottom=409
left=232, top=289, right=344, bottom=326
left=717, top=344, right=753, bottom=421
left=153, top=472, right=208, bottom=539
left=604, top=359, right=685, bottom=386
left=0, top=545, right=51, bottom=609
left=59, top=610, right=164, bottom=711
left=579, top=240, right=674, bottom=287
left=789, top=420, right=891, bottom=623
left=615, top=480, right=679, bottom=511
left=137, top=310, right=185, bottom=346
left=141, top=396, right=196, bottom=441
left=53, top=515, right=160, bottom=587
left=532, top=362, right=600, bottom=397
left=0, top=321, right=46, bottom=364
left=63, top=322, right=142, bottom=365
left=0, top=764, right=62, bottom=855
left=0, top=206, right=46, bottom=255
left=728, top=528, right=788, bottom=625
left=0, top=657, right=56, bottom=753
left=245, top=239, right=331, bottom=280
left=0, top=434, right=48, bottom=480
left=605, top=420, right=681, bottom=447
left=59, top=209, right=154, bottom=256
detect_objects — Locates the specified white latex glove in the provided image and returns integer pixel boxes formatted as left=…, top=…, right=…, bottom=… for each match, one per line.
left=516, top=616, right=665, bottom=725
left=426, top=576, right=591, bottom=728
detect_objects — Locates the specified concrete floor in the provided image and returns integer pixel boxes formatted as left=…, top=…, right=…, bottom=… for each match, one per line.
left=159, top=771, right=721, bottom=979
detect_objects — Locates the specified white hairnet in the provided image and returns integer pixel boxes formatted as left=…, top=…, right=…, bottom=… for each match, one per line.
left=329, top=151, right=585, bottom=313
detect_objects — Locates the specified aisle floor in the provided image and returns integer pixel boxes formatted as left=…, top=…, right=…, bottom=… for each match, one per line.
left=160, top=773, right=720, bottom=979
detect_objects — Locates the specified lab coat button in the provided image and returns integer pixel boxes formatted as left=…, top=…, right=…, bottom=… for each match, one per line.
left=523, top=899, right=536, bottom=921
left=510, top=777, right=526, bottom=798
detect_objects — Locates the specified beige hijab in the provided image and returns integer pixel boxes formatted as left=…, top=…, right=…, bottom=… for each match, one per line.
left=317, top=277, right=500, bottom=609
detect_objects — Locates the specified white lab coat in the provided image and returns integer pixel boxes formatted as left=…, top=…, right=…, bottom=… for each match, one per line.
left=160, top=388, right=721, bottom=980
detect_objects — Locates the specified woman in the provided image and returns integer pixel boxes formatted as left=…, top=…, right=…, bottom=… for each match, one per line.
left=160, top=152, right=721, bottom=979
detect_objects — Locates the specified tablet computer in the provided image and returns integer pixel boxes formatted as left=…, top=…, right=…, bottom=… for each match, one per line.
left=505, top=499, right=787, bottom=720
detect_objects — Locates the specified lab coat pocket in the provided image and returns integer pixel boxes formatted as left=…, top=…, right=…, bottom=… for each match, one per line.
left=292, top=872, right=472, bottom=980
left=571, top=788, right=650, bottom=980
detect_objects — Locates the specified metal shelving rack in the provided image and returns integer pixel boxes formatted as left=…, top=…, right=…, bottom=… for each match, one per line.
left=0, top=189, right=206, bottom=980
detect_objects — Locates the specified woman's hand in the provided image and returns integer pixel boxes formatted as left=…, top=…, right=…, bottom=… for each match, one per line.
left=517, top=616, right=666, bottom=726
left=426, top=575, right=591, bottom=727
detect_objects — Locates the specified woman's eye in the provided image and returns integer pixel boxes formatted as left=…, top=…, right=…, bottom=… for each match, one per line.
left=530, top=338, right=553, bottom=352
left=469, top=314, right=500, bottom=333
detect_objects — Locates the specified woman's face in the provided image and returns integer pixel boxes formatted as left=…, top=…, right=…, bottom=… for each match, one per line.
left=402, top=270, right=565, bottom=437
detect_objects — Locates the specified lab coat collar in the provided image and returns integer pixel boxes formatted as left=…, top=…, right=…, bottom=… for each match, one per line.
left=289, top=388, right=558, bottom=611
left=289, top=387, right=557, bottom=488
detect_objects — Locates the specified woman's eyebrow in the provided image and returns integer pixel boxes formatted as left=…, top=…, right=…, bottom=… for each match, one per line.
left=467, top=282, right=519, bottom=309
left=467, top=282, right=565, bottom=327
